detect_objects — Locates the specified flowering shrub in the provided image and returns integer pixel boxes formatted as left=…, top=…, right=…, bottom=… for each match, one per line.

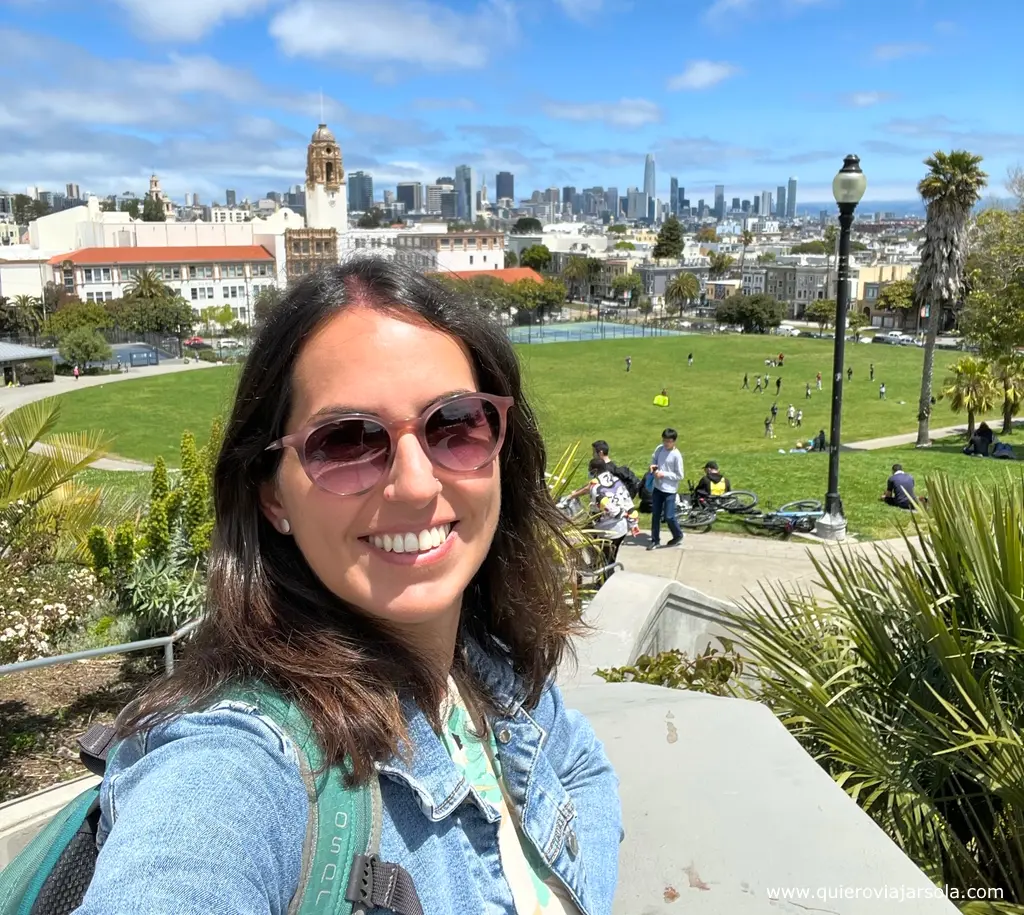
left=0, top=560, right=102, bottom=663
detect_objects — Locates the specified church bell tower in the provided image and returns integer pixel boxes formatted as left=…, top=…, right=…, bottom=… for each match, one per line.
left=304, top=123, right=348, bottom=234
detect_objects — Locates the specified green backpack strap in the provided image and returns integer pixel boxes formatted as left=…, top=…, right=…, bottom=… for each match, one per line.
left=227, top=686, right=423, bottom=915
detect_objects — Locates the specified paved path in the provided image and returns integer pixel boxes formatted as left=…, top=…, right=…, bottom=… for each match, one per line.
left=617, top=531, right=912, bottom=603
left=0, top=360, right=223, bottom=412
left=844, top=418, right=1022, bottom=451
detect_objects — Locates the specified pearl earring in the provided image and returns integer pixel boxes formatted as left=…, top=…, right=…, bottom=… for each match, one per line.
left=280, top=519, right=291, bottom=534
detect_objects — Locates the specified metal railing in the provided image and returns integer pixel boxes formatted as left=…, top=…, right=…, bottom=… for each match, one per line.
left=0, top=618, right=202, bottom=679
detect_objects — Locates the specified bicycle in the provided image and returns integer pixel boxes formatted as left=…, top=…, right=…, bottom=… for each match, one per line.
left=742, top=499, right=824, bottom=537
left=679, top=481, right=759, bottom=516
left=555, top=496, right=627, bottom=588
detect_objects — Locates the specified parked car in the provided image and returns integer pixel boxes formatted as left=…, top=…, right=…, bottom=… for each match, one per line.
left=218, top=338, right=242, bottom=349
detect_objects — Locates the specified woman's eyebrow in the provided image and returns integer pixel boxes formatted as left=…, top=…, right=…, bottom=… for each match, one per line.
left=306, top=389, right=474, bottom=422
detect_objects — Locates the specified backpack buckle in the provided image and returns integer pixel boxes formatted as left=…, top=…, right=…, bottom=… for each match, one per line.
left=345, top=853, right=377, bottom=906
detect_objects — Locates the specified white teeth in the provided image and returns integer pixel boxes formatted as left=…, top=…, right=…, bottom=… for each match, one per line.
left=367, top=523, right=453, bottom=554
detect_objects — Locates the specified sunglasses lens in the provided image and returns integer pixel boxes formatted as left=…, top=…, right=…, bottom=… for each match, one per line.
left=425, top=396, right=504, bottom=471
left=304, top=419, right=390, bottom=494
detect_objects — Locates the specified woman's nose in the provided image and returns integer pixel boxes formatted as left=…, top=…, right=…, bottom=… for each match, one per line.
left=382, top=432, right=441, bottom=504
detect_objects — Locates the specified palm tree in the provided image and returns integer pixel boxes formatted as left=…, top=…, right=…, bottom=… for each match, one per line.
left=125, top=268, right=169, bottom=301
left=822, top=225, right=838, bottom=298
left=991, top=354, right=1024, bottom=435
left=739, top=229, right=754, bottom=269
left=0, top=399, right=109, bottom=561
left=560, top=257, right=588, bottom=305
left=664, top=272, right=700, bottom=318
left=707, top=251, right=734, bottom=279
left=939, top=357, right=998, bottom=440
left=12, top=294, right=43, bottom=336
left=914, top=150, right=988, bottom=446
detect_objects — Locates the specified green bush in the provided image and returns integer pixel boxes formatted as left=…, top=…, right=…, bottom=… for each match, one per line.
left=112, top=522, right=135, bottom=582
left=596, top=642, right=744, bottom=696
left=125, top=555, right=204, bottom=639
left=13, top=359, right=54, bottom=385
left=197, top=349, right=219, bottom=363
left=144, top=497, right=171, bottom=562
left=150, top=456, right=169, bottom=504
left=728, top=474, right=1024, bottom=905
left=86, top=526, right=112, bottom=582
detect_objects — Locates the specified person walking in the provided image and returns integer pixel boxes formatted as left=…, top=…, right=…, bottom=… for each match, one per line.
left=754, top=376, right=763, bottom=394
left=869, top=362, right=875, bottom=382
left=764, top=415, right=774, bottom=439
left=73, top=364, right=80, bottom=381
left=742, top=372, right=749, bottom=390
left=796, top=409, right=803, bottom=428
left=805, top=382, right=812, bottom=400
left=647, top=428, right=685, bottom=551
left=625, top=356, right=631, bottom=373
left=775, top=376, right=782, bottom=396
left=787, top=404, right=796, bottom=426
left=847, top=366, right=853, bottom=382
left=763, top=372, right=770, bottom=388
left=687, top=352, right=693, bottom=367
left=816, top=371, right=822, bottom=391
left=879, top=382, right=886, bottom=400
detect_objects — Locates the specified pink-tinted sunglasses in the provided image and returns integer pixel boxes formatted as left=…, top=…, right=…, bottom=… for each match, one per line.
left=265, top=392, right=514, bottom=496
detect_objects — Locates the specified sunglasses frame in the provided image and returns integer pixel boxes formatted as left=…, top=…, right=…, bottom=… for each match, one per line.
left=265, top=391, right=515, bottom=496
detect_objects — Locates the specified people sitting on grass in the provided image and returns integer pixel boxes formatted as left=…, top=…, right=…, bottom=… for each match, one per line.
left=812, top=429, right=827, bottom=452
left=694, top=460, right=731, bottom=501
left=882, top=463, right=916, bottom=510
left=963, top=421, right=994, bottom=457
left=653, top=388, right=670, bottom=407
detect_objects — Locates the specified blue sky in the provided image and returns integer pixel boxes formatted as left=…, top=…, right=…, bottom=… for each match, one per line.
left=0, top=0, right=1020, bottom=207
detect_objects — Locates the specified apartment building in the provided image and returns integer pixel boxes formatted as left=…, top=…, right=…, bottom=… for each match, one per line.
left=48, top=246, right=276, bottom=323
left=393, top=231, right=505, bottom=273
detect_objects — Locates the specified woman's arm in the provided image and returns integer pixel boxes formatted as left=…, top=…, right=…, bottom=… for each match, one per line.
left=76, top=707, right=309, bottom=915
left=540, top=681, right=622, bottom=915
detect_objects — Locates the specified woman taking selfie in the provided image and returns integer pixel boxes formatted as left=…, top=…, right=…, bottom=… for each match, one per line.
left=77, top=260, right=622, bottom=915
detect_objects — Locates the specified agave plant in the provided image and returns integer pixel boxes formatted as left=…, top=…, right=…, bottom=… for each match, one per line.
left=0, top=399, right=110, bottom=561
left=727, top=475, right=1024, bottom=909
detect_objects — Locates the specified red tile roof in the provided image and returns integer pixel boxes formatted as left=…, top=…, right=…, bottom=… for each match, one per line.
left=439, top=267, right=544, bottom=285
left=48, top=245, right=274, bottom=266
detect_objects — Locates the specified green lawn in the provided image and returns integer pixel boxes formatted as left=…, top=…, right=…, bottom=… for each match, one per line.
left=54, top=334, right=1019, bottom=539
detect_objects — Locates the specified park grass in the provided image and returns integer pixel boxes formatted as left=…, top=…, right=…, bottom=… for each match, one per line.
left=54, top=333, right=1019, bottom=539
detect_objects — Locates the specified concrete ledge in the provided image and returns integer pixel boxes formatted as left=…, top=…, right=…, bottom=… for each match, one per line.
left=0, top=774, right=100, bottom=867
left=567, top=682, right=958, bottom=914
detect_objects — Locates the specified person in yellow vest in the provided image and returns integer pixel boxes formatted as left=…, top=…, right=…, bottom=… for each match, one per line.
left=652, top=388, right=669, bottom=407
left=693, top=460, right=731, bottom=502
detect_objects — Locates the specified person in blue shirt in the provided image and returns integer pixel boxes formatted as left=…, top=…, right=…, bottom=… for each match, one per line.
left=76, top=260, right=621, bottom=915
left=883, top=463, right=916, bottom=510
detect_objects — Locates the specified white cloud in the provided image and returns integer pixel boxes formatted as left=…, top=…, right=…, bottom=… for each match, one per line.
left=703, top=0, right=754, bottom=23
left=110, top=0, right=276, bottom=41
left=270, top=0, right=513, bottom=69
left=667, top=60, right=740, bottom=90
left=556, top=0, right=603, bottom=21
left=842, top=91, right=894, bottom=108
left=873, top=42, right=930, bottom=61
left=541, top=98, right=662, bottom=128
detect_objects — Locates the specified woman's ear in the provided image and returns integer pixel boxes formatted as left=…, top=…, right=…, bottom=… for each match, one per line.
left=260, top=479, right=291, bottom=534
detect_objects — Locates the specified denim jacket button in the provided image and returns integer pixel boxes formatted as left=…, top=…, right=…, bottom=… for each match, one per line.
left=566, top=829, right=579, bottom=858
left=497, top=728, right=512, bottom=745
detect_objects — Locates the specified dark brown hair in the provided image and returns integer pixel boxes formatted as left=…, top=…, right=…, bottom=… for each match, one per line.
left=119, top=259, right=583, bottom=781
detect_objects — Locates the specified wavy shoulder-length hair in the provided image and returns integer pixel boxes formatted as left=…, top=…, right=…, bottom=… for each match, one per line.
left=118, top=259, right=582, bottom=781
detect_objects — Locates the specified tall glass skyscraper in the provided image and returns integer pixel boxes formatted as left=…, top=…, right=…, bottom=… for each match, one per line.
left=455, top=164, right=476, bottom=222
left=776, top=185, right=787, bottom=218
left=714, top=184, right=725, bottom=220
left=787, top=177, right=798, bottom=218
left=643, top=154, right=656, bottom=202
left=670, top=176, right=678, bottom=216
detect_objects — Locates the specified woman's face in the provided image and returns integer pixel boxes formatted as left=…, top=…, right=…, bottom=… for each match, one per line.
left=261, top=306, right=502, bottom=630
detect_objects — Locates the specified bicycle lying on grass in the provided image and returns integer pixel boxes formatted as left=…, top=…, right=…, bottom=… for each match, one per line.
left=674, top=482, right=760, bottom=532
left=741, top=500, right=825, bottom=537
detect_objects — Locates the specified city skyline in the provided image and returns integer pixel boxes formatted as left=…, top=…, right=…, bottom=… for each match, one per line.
left=0, top=0, right=1020, bottom=204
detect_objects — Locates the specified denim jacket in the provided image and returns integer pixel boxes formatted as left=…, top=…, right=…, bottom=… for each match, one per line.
left=74, top=641, right=622, bottom=915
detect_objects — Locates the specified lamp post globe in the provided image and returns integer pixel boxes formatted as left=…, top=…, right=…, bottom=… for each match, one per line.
left=815, top=154, right=867, bottom=542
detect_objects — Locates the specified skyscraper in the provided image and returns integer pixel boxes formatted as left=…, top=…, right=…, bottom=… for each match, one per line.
left=787, top=177, right=797, bottom=218
left=495, top=171, right=514, bottom=202
left=678, top=186, right=686, bottom=216
left=643, top=154, right=656, bottom=201
left=348, top=171, right=374, bottom=212
left=776, top=185, right=787, bottom=219
left=225, top=189, right=236, bottom=207
left=760, top=191, right=772, bottom=218
left=396, top=182, right=423, bottom=213
left=752, top=196, right=760, bottom=216
left=670, top=177, right=678, bottom=216
left=731, top=197, right=740, bottom=211
left=606, top=186, right=619, bottom=218
left=714, top=184, right=725, bottom=220
left=455, top=164, right=476, bottom=222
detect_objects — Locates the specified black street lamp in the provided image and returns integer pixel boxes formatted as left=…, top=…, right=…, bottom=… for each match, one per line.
left=816, top=154, right=867, bottom=542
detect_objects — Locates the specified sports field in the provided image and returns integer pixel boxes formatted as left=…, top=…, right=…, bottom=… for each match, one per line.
left=54, top=333, right=1018, bottom=538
